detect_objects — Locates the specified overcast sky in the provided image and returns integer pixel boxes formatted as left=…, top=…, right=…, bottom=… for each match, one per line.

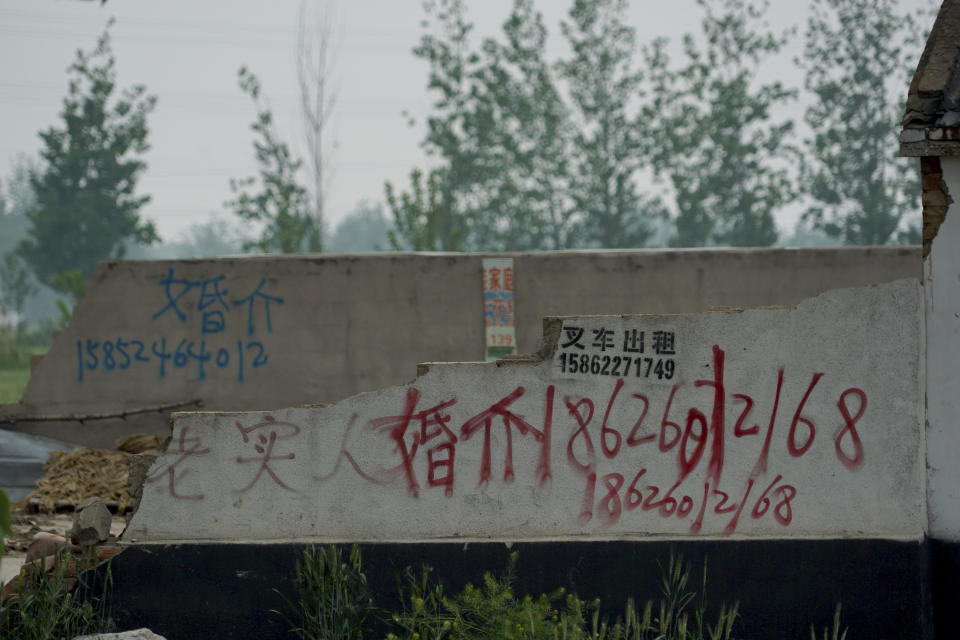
left=0, top=0, right=934, bottom=243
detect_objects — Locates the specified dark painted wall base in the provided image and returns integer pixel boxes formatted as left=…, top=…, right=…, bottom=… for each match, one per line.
left=84, top=538, right=933, bottom=640
left=929, top=538, right=960, bottom=639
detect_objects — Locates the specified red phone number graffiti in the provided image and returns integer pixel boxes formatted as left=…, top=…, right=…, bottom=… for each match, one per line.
left=564, top=345, right=866, bottom=533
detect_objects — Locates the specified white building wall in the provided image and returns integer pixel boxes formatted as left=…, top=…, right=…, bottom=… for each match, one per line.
left=926, top=156, right=960, bottom=541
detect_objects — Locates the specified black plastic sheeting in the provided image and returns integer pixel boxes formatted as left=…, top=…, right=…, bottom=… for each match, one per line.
left=0, top=428, right=74, bottom=502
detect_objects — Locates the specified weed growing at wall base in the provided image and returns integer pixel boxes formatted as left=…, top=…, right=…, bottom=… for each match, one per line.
left=0, top=548, right=115, bottom=639
left=388, top=554, right=606, bottom=640
left=0, top=489, right=11, bottom=577
left=275, top=544, right=376, bottom=640
left=279, top=548, right=752, bottom=640
left=276, top=546, right=850, bottom=639
left=810, top=604, right=847, bottom=640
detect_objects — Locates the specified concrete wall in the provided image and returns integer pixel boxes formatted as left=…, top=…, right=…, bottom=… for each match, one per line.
left=125, top=279, right=923, bottom=542
left=1, top=248, right=918, bottom=448
left=926, top=156, right=960, bottom=542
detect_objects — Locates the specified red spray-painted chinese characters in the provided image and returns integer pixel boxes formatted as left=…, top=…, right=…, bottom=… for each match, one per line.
left=145, top=424, right=211, bottom=500
left=148, top=344, right=867, bottom=535
left=559, top=346, right=864, bottom=533
left=234, top=415, right=300, bottom=493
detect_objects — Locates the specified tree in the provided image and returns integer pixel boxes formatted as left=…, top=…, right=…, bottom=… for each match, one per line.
left=402, top=0, right=486, bottom=250
left=800, top=0, right=928, bottom=245
left=122, top=212, right=253, bottom=260
left=51, top=269, right=86, bottom=329
left=0, top=253, right=36, bottom=324
left=386, top=167, right=468, bottom=251
left=469, top=0, right=575, bottom=250
left=0, top=158, right=61, bottom=328
left=778, top=218, right=843, bottom=248
left=645, top=0, right=795, bottom=247
left=296, top=0, right=339, bottom=253
left=176, top=213, right=252, bottom=258
left=558, top=0, right=666, bottom=248
left=17, top=22, right=158, bottom=287
left=327, top=200, right=391, bottom=253
left=227, top=66, right=320, bottom=254
left=404, top=0, right=616, bottom=251
left=0, top=155, right=36, bottom=261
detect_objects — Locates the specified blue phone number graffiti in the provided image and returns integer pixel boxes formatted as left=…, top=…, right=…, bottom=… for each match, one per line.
left=75, top=337, right=268, bottom=383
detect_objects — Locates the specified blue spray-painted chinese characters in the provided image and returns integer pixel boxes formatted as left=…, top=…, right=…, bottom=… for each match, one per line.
left=75, top=269, right=284, bottom=384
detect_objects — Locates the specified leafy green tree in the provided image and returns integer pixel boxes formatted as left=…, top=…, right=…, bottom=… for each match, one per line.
left=645, top=0, right=795, bottom=247
left=17, top=23, right=158, bottom=286
left=406, top=0, right=486, bottom=250
left=800, top=0, right=928, bottom=245
left=177, top=213, right=252, bottom=258
left=328, top=200, right=391, bottom=253
left=408, top=0, right=658, bottom=250
left=0, top=253, right=36, bottom=323
left=558, top=0, right=666, bottom=248
left=227, top=66, right=320, bottom=254
left=468, top=0, right=575, bottom=250
left=386, top=168, right=468, bottom=251
left=0, top=156, right=48, bottom=327
left=124, top=212, right=253, bottom=260
left=52, top=269, right=87, bottom=329
left=406, top=0, right=573, bottom=251
left=778, top=218, right=843, bottom=248
left=0, top=155, right=36, bottom=267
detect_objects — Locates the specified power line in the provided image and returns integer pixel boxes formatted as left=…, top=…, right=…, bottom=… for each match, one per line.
left=0, top=9, right=419, bottom=40
left=0, top=81, right=429, bottom=106
left=0, top=20, right=416, bottom=49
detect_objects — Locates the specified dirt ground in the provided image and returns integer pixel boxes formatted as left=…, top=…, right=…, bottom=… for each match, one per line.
left=1, top=508, right=127, bottom=586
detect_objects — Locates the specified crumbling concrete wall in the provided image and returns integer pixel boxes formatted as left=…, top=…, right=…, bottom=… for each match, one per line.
left=125, top=279, right=923, bottom=542
left=2, top=248, right=919, bottom=448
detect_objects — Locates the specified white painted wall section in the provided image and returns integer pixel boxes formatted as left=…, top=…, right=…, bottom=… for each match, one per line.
left=125, top=280, right=924, bottom=543
left=926, top=156, right=960, bottom=541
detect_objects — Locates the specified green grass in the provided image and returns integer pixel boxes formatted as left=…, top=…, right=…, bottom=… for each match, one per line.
left=0, top=337, right=46, bottom=403
left=0, top=366, right=31, bottom=403
left=0, top=547, right=115, bottom=639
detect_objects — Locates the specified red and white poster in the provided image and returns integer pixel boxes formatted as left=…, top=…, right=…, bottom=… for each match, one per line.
left=482, top=258, right=516, bottom=361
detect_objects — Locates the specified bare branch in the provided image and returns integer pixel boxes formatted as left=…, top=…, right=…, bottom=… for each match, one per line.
left=297, top=0, right=340, bottom=250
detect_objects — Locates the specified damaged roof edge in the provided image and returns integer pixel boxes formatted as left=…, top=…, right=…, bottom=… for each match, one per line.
left=901, top=0, right=960, bottom=153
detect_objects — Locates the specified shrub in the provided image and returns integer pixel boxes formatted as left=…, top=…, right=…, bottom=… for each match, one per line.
left=275, top=544, right=376, bottom=640
left=279, top=546, right=846, bottom=640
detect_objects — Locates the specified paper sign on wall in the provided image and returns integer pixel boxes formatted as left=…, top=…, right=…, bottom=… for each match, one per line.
left=482, top=258, right=516, bottom=361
